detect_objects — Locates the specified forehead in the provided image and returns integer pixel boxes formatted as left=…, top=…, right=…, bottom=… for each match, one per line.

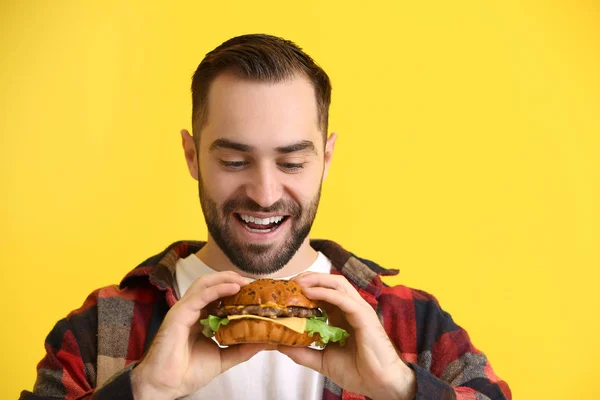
left=201, top=72, right=322, bottom=151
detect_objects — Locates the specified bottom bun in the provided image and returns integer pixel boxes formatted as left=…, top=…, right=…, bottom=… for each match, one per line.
left=215, top=319, right=322, bottom=347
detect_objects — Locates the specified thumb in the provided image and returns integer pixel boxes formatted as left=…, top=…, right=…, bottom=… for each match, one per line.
left=219, top=344, right=267, bottom=372
left=276, top=345, right=323, bottom=373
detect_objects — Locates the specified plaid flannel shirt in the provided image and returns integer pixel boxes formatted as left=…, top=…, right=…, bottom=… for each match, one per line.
left=21, top=240, right=511, bottom=400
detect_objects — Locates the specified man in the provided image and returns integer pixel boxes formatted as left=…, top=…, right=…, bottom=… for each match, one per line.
left=21, top=34, right=511, bottom=400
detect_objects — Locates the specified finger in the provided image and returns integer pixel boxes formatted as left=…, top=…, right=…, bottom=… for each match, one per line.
left=200, top=298, right=222, bottom=319
left=168, top=282, right=242, bottom=328
left=181, top=282, right=243, bottom=312
left=219, top=344, right=268, bottom=373
left=276, top=346, right=324, bottom=373
left=301, top=287, right=374, bottom=329
left=312, top=300, right=353, bottom=332
left=184, top=271, right=251, bottom=300
left=293, top=271, right=313, bottom=280
left=294, top=273, right=363, bottom=302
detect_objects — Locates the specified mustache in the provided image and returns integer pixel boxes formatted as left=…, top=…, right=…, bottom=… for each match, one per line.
left=222, top=197, right=301, bottom=218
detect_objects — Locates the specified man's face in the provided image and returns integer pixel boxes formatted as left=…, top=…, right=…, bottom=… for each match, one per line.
left=195, top=72, right=334, bottom=275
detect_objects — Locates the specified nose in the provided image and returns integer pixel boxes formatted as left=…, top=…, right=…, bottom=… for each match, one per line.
left=245, top=164, right=283, bottom=208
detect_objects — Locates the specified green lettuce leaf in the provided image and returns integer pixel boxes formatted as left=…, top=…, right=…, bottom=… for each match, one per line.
left=199, top=312, right=350, bottom=346
left=305, top=312, right=349, bottom=346
left=200, top=315, right=229, bottom=337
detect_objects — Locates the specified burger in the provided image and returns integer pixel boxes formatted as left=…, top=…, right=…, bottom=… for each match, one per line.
left=200, top=279, right=349, bottom=347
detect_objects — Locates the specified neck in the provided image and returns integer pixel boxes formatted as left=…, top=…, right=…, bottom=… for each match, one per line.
left=195, top=237, right=318, bottom=279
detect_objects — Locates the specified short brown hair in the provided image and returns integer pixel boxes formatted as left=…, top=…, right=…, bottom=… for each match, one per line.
left=191, top=34, right=332, bottom=148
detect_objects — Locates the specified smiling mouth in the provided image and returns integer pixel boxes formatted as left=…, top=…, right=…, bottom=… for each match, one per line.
left=235, top=213, right=289, bottom=233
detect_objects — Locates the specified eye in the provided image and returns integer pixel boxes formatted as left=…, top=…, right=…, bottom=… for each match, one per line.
left=220, top=160, right=248, bottom=170
left=279, top=162, right=306, bottom=172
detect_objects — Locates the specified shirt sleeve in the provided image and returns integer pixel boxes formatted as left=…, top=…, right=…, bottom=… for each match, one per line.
left=19, top=291, right=136, bottom=400
left=407, top=289, right=512, bottom=399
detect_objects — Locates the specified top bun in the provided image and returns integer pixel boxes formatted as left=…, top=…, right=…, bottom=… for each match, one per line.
left=223, top=279, right=318, bottom=308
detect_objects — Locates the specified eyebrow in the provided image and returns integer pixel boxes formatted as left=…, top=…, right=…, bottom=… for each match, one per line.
left=209, top=138, right=252, bottom=153
left=276, top=140, right=318, bottom=155
left=209, top=138, right=318, bottom=155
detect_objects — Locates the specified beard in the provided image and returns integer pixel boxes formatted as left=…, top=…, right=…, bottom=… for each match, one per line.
left=198, top=178, right=321, bottom=275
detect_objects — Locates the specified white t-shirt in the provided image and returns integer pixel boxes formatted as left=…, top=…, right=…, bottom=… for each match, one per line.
left=174, top=252, right=332, bottom=400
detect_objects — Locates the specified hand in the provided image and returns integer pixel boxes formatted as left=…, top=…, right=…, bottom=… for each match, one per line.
left=131, top=271, right=266, bottom=400
left=277, top=273, right=417, bottom=400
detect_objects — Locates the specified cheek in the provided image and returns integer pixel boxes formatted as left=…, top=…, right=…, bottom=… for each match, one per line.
left=285, top=170, right=323, bottom=203
left=201, top=164, right=238, bottom=201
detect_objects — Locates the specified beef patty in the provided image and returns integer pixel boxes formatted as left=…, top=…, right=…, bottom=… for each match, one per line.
left=215, top=305, right=322, bottom=319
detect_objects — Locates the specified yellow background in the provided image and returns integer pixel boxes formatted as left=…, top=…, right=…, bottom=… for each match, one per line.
left=1, top=1, right=599, bottom=398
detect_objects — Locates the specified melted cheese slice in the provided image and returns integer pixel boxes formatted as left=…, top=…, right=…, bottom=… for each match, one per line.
left=227, top=314, right=307, bottom=334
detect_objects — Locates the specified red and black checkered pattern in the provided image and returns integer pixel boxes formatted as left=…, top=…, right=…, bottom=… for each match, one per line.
left=21, top=240, right=511, bottom=399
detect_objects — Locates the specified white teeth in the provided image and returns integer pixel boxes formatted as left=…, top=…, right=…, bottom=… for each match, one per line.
left=239, top=214, right=284, bottom=225
left=247, top=227, right=274, bottom=233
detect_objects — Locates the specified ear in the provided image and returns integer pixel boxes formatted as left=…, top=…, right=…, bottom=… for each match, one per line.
left=181, top=129, right=199, bottom=180
left=322, top=132, right=338, bottom=181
